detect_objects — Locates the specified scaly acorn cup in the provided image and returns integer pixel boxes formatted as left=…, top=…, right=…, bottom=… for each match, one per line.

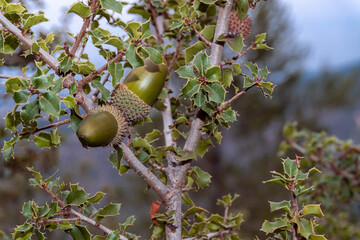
left=110, top=58, right=167, bottom=122
left=76, top=105, right=127, bottom=148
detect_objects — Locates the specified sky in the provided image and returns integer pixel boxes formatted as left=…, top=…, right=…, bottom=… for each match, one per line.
left=282, top=0, right=360, bottom=71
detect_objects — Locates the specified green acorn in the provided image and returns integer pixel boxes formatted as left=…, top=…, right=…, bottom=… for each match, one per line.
left=110, top=58, right=167, bottom=122
left=76, top=105, right=127, bottom=148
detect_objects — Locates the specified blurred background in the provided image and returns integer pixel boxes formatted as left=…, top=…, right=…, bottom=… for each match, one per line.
left=1, top=0, right=360, bottom=239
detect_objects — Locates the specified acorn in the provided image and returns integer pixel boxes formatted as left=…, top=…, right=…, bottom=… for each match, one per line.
left=76, top=105, right=127, bottom=148
left=110, top=58, right=167, bottom=122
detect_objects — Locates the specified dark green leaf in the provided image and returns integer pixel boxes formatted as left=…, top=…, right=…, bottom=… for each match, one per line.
left=91, top=80, right=110, bottom=101
left=126, top=43, right=144, bottom=67
left=182, top=80, right=200, bottom=98
left=193, top=52, right=210, bottom=75
left=185, top=42, right=207, bottom=64
left=70, top=224, right=91, bottom=240
left=226, top=34, right=244, bottom=53
left=39, top=92, right=61, bottom=117
left=176, top=66, right=196, bottom=79
left=31, top=75, right=53, bottom=90
left=269, top=200, right=291, bottom=214
left=33, top=132, right=52, bottom=148
left=260, top=219, right=289, bottom=234
left=202, top=82, right=226, bottom=103
left=108, top=62, right=124, bottom=87
left=21, top=99, right=40, bottom=121
left=196, top=138, right=212, bottom=157
left=192, top=166, right=211, bottom=188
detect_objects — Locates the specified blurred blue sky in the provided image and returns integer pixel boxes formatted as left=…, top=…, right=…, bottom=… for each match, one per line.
left=41, top=0, right=360, bottom=72
left=285, top=0, right=360, bottom=71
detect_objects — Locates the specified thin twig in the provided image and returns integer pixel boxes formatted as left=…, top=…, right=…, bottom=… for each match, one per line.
left=191, top=24, right=211, bottom=47
left=77, top=52, right=125, bottom=88
left=41, top=183, right=128, bottom=240
left=0, top=74, right=30, bottom=80
left=72, top=0, right=98, bottom=61
left=120, top=143, right=169, bottom=202
left=290, top=180, right=299, bottom=240
left=221, top=41, right=256, bottom=66
left=167, top=37, right=183, bottom=75
left=18, top=119, right=71, bottom=136
left=183, top=229, right=232, bottom=240
left=37, top=217, right=80, bottom=224
left=217, top=83, right=258, bottom=112
left=0, top=14, right=60, bottom=73
left=145, top=0, right=163, bottom=43
left=90, top=72, right=111, bottom=103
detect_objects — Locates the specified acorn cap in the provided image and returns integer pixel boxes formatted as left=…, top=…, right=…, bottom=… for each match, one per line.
left=110, top=58, right=167, bottom=122
left=76, top=105, right=127, bottom=148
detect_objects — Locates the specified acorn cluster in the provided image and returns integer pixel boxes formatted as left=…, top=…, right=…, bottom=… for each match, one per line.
left=76, top=58, right=167, bottom=148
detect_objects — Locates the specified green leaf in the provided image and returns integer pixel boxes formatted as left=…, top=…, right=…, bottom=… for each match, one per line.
left=220, top=109, right=237, bottom=122
left=50, top=129, right=61, bottom=146
left=295, top=217, right=314, bottom=238
left=39, top=92, right=61, bottom=117
left=87, top=192, right=105, bottom=204
left=128, top=5, right=151, bottom=19
left=5, top=3, right=26, bottom=14
left=106, top=231, right=120, bottom=240
left=309, top=234, right=327, bottom=240
left=70, top=109, right=82, bottom=132
left=200, top=25, right=216, bottom=41
left=193, top=52, right=210, bottom=75
left=182, top=192, right=194, bottom=207
left=243, top=61, right=258, bottom=77
left=4, top=77, right=24, bottom=94
left=100, top=0, right=123, bottom=14
left=31, top=75, right=53, bottom=90
left=125, top=21, right=142, bottom=39
left=226, top=34, right=244, bottom=53
left=68, top=2, right=91, bottom=18
left=91, top=80, right=110, bottom=101
left=255, top=33, right=266, bottom=44
left=169, top=21, right=183, bottom=30
left=108, top=62, right=124, bottom=87
left=260, top=219, right=289, bottom=234
left=23, top=14, right=48, bottom=29
left=126, top=43, right=144, bottom=67
left=67, top=190, right=89, bottom=205
left=119, top=215, right=136, bottom=232
left=203, top=82, right=226, bottom=103
left=196, top=138, right=212, bottom=158
left=302, top=204, right=324, bottom=218
left=132, top=137, right=153, bottom=153
left=21, top=100, right=40, bottom=121
left=282, top=158, right=299, bottom=177
left=70, top=224, right=91, bottom=240
left=183, top=206, right=209, bottom=218
left=62, top=96, right=77, bottom=109
left=192, top=166, right=211, bottom=188
left=33, top=132, right=52, bottom=148
left=221, top=68, right=233, bottom=88
left=96, top=203, right=121, bottom=221
left=4, top=111, right=21, bottom=131
left=182, top=80, right=200, bottom=98
left=13, top=90, right=30, bottom=104
left=60, top=56, right=73, bottom=73
left=144, top=47, right=163, bottom=64
left=151, top=223, right=165, bottom=239
left=205, top=66, right=221, bottom=82
left=109, top=148, right=123, bottom=172
left=34, top=228, right=45, bottom=240
left=194, top=92, right=206, bottom=108
left=22, top=201, right=34, bottom=219
left=185, top=42, right=207, bottom=64
left=176, top=66, right=196, bottom=79
left=269, top=200, right=291, bottom=214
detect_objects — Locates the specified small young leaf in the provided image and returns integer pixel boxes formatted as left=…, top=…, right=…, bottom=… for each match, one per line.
left=260, top=219, right=290, bottom=234
left=108, top=61, right=124, bottom=87
left=192, top=166, right=211, bottom=188
left=193, top=52, right=210, bottom=75
left=196, top=138, right=213, bottom=158
left=23, top=14, right=48, bottom=29
left=91, top=80, right=110, bottom=101
left=269, top=200, right=291, bottom=214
